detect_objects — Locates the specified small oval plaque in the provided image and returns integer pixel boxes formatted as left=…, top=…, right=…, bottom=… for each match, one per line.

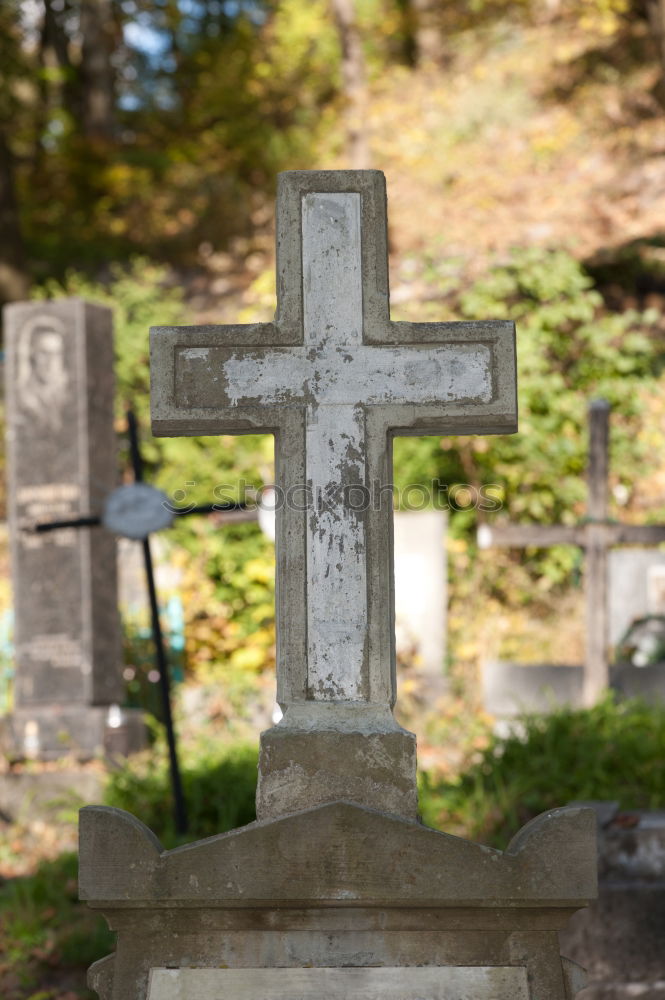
left=103, top=483, right=174, bottom=540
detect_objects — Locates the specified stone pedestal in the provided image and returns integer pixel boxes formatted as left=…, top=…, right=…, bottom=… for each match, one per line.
left=256, top=704, right=417, bottom=820
left=80, top=802, right=595, bottom=1000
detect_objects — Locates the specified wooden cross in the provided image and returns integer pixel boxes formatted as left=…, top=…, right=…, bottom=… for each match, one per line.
left=479, top=399, right=665, bottom=705
left=151, top=170, right=517, bottom=817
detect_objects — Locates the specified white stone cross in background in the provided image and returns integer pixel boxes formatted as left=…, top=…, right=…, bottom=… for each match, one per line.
left=151, top=170, right=517, bottom=819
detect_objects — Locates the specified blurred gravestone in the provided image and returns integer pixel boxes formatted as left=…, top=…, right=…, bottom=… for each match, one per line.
left=393, top=510, right=447, bottom=683
left=3, top=299, right=142, bottom=758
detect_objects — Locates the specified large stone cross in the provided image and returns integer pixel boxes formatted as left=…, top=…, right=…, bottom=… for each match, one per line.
left=151, top=170, right=516, bottom=820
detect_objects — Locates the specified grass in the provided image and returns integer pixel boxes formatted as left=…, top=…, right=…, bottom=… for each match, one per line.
left=0, top=853, right=113, bottom=1000
left=419, top=694, right=665, bottom=847
left=2, top=693, right=664, bottom=997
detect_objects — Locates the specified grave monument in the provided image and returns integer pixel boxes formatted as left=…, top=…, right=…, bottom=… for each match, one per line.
left=3, top=299, right=127, bottom=757
left=80, top=170, right=595, bottom=1000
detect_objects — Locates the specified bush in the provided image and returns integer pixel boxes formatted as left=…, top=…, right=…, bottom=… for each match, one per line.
left=0, top=851, right=114, bottom=996
left=104, top=738, right=258, bottom=848
left=418, top=694, right=665, bottom=848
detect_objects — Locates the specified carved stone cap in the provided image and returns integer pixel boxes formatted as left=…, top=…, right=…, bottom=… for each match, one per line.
left=79, top=801, right=597, bottom=909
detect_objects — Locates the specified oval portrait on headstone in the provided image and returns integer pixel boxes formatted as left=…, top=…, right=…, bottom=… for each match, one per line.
left=17, top=313, right=70, bottom=431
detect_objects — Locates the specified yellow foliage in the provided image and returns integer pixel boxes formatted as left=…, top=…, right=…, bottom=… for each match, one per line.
left=230, top=644, right=270, bottom=673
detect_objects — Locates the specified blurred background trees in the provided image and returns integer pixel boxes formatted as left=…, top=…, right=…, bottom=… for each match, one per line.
left=2, top=0, right=665, bottom=299
left=1, top=0, right=665, bottom=706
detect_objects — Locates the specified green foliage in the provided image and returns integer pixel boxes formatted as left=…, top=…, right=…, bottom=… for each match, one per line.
left=419, top=695, right=665, bottom=847
left=394, top=246, right=664, bottom=586
left=104, top=738, right=258, bottom=848
left=0, top=851, right=113, bottom=992
left=36, top=258, right=184, bottom=441
left=8, top=1, right=344, bottom=277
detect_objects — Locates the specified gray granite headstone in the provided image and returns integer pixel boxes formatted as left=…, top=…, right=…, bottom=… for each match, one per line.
left=3, top=299, right=132, bottom=758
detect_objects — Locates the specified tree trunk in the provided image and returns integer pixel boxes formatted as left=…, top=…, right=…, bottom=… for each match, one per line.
left=645, top=0, right=665, bottom=102
left=0, top=129, right=30, bottom=304
left=79, top=0, right=116, bottom=141
left=411, top=0, right=447, bottom=67
left=330, top=0, right=369, bottom=169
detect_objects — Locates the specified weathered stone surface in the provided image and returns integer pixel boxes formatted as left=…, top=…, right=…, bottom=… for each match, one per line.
left=151, top=170, right=517, bottom=819
left=79, top=801, right=596, bottom=905
left=562, top=884, right=665, bottom=984
left=482, top=660, right=584, bottom=717
left=79, top=801, right=595, bottom=1000
left=561, top=808, right=665, bottom=994
left=3, top=299, right=124, bottom=758
left=146, top=965, right=530, bottom=1000
left=256, top=714, right=417, bottom=820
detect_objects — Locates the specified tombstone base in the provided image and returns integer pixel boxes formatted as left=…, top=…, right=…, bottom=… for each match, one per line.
left=79, top=800, right=596, bottom=1000
left=256, top=705, right=418, bottom=821
left=4, top=705, right=146, bottom=760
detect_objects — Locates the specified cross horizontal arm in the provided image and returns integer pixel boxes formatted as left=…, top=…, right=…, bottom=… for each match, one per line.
left=480, top=522, right=665, bottom=550
left=479, top=524, right=583, bottom=548
left=604, top=523, right=665, bottom=546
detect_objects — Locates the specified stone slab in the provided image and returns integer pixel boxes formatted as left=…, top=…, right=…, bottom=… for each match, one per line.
left=79, top=800, right=594, bottom=1000
left=393, top=509, right=447, bottom=678
left=610, top=663, right=665, bottom=701
left=482, top=660, right=584, bottom=716
left=79, top=801, right=596, bottom=907
left=146, top=965, right=530, bottom=1000
left=256, top=718, right=417, bottom=821
left=6, top=704, right=145, bottom=761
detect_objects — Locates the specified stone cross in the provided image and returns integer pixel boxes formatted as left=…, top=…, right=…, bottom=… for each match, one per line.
left=151, top=170, right=516, bottom=819
left=3, top=299, right=122, bottom=758
left=479, top=399, right=665, bottom=705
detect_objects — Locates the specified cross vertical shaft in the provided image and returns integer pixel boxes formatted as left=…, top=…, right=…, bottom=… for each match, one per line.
left=584, top=399, right=610, bottom=705
left=302, top=192, right=367, bottom=700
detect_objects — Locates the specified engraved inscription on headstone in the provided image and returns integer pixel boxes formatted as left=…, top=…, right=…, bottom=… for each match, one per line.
left=4, top=299, right=122, bottom=757
left=147, top=965, right=530, bottom=1000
